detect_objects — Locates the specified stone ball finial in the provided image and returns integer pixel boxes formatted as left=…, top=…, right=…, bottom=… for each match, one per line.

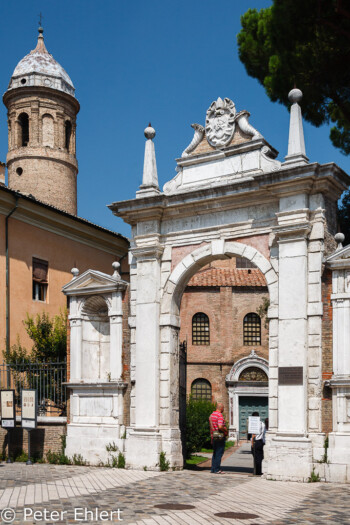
left=71, top=267, right=79, bottom=279
left=288, top=88, right=303, bottom=104
left=38, top=27, right=44, bottom=34
left=144, top=123, right=156, bottom=140
left=112, top=261, right=121, bottom=279
left=335, top=232, right=345, bottom=250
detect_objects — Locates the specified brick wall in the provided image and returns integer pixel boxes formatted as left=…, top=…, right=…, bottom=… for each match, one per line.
left=321, top=268, right=333, bottom=433
left=179, top=258, right=269, bottom=418
left=0, top=421, right=66, bottom=459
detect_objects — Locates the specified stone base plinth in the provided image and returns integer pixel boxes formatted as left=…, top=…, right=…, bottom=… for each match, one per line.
left=66, top=423, right=125, bottom=465
left=265, top=434, right=313, bottom=482
left=125, top=427, right=183, bottom=470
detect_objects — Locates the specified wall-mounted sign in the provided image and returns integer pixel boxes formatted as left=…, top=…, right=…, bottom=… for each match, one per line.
left=278, top=366, right=303, bottom=386
left=1, top=390, right=16, bottom=428
left=21, top=389, right=37, bottom=429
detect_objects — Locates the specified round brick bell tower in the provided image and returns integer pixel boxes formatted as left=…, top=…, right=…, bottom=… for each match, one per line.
left=3, top=27, right=80, bottom=214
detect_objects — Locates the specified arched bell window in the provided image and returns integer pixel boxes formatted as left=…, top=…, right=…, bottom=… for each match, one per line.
left=65, top=120, right=72, bottom=151
left=18, top=112, right=29, bottom=147
left=243, top=313, right=261, bottom=345
left=192, top=312, right=210, bottom=345
left=191, top=379, right=212, bottom=401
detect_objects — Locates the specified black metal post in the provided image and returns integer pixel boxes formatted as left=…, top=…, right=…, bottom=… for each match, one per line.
left=26, top=430, right=32, bottom=465
left=6, top=430, right=12, bottom=463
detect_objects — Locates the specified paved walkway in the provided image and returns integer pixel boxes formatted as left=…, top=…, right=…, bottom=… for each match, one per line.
left=0, top=462, right=349, bottom=524
left=221, top=441, right=253, bottom=474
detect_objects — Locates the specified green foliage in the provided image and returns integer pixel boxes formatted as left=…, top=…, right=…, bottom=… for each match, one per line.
left=185, top=455, right=208, bottom=467
left=14, top=450, right=28, bottom=462
left=117, top=452, right=125, bottom=469
left=257, top=297, right=270, bottom=329
left=3, top=337, right=30, bottom=364
left=308, top=468, right=321, bottom=483
left=158, top=451, right=170, bottom=471
left=72, top=454, right=87, bottom=466
left=24, top=310, right=67, bottom=362
left=338, top=189, right=350, bottom=246
left=46, top=449, right=71, bottom=465
left=185, top=396, right=216, bottom=458
left=106, top=441, right=119, bottom=452
left=105, top=442, right=125, bottom=468
left=3, top=310, right=67, bottom=364
left=237, top=0, right=350, bottom=155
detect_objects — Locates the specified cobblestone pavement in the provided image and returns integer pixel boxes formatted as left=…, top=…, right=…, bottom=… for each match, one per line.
left=0, top=463, right=349, bottom=524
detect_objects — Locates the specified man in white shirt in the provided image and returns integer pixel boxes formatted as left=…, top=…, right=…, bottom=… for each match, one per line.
left=251, top=411, right=266, bottom=475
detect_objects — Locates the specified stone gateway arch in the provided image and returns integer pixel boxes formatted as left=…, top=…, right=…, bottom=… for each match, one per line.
left=65, top=92, right=350, bottom=482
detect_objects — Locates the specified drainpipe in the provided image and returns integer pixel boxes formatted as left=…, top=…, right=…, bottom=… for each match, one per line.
left=6, top=196, right=19, bottom=354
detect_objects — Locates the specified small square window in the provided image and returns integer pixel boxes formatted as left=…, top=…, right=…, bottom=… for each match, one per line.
left=32, top=258, right=48, bottom=302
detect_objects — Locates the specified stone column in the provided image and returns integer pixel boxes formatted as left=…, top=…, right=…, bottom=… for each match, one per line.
left=30, top=101, right=40, bottom=146
left=126, top=243, right=164, bottom=468
left=108, top=290, right=123, bottom=380
left=327, top=238, right=350, bottom=481
left=266, top=202, right=313, bottom=481
left=68, top=296, right=82, bottom=381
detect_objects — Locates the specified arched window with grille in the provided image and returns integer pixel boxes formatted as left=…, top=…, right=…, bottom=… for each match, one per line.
left=191, top=379, right=212, bottom=401
left=192, top=312, right=210, bottom=345
left=243, top=313, right=261, bottom=345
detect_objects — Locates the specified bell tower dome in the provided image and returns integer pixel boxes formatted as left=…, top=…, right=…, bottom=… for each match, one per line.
left=3, top=27, right=80, bottom=214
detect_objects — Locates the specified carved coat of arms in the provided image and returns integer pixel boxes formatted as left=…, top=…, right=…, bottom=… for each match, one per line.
left=205, top=97, right=236, bottom=147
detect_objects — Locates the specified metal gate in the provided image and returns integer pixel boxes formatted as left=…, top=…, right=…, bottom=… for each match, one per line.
left=179, top=340, right=187, bottom=461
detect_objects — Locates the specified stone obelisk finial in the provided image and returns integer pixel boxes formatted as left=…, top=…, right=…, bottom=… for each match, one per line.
left=136, top=123, right=160, bottom=198
left=284, top=88, right=309, bottom=166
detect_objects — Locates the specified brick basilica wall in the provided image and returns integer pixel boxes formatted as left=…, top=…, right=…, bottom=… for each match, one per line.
left=179, top=258, right=269, bottom=419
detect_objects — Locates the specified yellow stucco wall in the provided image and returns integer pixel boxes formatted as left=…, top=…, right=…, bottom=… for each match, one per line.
left=0, top=211, right=128, bottom=356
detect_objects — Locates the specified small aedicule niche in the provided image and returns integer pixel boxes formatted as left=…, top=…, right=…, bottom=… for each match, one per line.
left=32, top=257, right=48, bottom=302
left=81, top=295, right=110, bottom=381
left=16, top=167, right=23, bottom=176
left=65, top=120, right=72, bottom=152
left=18, top=112, right=29, bottom=147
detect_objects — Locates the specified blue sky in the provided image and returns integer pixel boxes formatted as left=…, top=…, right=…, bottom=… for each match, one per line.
left=0, top=0, right=349, bottom=238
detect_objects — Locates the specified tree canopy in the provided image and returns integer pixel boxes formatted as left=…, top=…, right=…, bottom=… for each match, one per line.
left=237, top=0, right=350, bottom=155
left=3, top=311, right=67, bottom=363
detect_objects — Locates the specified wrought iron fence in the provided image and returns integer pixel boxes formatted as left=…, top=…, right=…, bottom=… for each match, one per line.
left=0, top=360, right=67, bottom=416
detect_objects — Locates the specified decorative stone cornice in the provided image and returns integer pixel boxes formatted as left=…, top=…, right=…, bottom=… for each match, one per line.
left=273, top=222, right=311, bottom=242
left=65, top=381, right=127, bottom=390
left=131, top=244, right=164, bottom=260
left=325, top=377, right=350, bottom=388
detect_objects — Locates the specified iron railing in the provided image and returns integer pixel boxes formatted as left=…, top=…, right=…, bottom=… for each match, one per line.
left=0, top=360, right=67, bottom=416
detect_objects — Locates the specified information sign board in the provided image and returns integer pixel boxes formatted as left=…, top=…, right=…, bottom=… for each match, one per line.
left=1, top=390, right=16, bottom=428
left=21, top=390, right=37, bottom=429
left=248, top=416, right=260, bottom=434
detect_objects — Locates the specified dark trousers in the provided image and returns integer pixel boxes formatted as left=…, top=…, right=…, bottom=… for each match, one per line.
left=253, top=439, right=264, bottom=475
left=211, top=439, right=225, bottom=473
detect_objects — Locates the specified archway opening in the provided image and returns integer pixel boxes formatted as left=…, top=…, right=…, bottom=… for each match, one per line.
left=177, top=251, right=269, bottom=458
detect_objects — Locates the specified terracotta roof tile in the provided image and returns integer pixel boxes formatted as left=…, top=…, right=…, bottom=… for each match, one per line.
left=187, top=268, right=267, bottom=287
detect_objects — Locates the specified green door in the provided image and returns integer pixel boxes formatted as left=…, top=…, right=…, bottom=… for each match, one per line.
left=239, top=396, right=268, bottom=439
